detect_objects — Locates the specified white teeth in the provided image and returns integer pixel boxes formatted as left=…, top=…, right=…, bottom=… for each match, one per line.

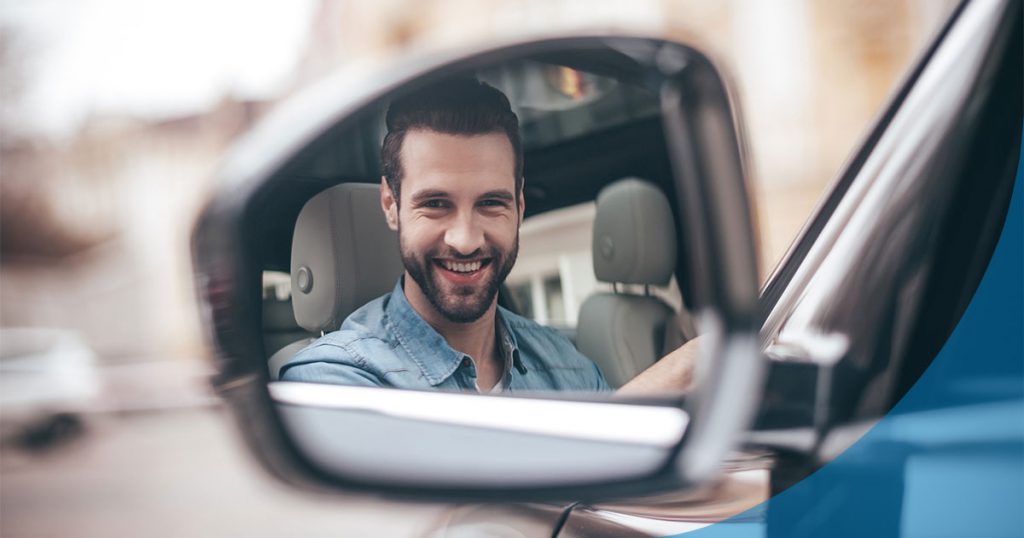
left=443, top=260, right=482, bottom=273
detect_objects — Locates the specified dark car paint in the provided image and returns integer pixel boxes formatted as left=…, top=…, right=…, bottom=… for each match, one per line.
left=755, top=0, right=1019, bottom=454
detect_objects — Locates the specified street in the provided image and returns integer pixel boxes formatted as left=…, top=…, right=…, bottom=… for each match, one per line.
left=1, top=385, right=450, bottom=537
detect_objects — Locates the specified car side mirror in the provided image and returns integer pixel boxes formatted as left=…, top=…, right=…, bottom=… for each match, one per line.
left=192, top=34, right=763, bottom=501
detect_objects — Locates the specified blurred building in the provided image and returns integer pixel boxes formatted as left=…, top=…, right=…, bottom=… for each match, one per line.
left=1, top=97, right=268, bottom=360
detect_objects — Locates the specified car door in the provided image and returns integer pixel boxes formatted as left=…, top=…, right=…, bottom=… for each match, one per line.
left=191, top=1, right=1019, bottom=536
left=556, top=0, right=1021, bottom=535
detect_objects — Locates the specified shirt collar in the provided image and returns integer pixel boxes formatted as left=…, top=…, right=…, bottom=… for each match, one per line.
left=383, top=278, right=525, bottom=386
left=495, top=307, right=529, bottom=376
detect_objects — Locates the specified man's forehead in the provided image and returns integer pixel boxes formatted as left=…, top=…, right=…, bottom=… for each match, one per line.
left=400, top=129, right=517, bottom=193
left=409, top=188, right=516, bottom=201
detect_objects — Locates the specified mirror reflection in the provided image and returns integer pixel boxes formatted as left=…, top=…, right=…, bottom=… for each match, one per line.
left=259, top=61, right=703, bottom=396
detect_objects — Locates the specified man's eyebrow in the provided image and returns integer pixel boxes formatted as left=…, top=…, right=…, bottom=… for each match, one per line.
left=478, top=190, right=515, bottom=202
left=409, top=190, right=451, bottom=203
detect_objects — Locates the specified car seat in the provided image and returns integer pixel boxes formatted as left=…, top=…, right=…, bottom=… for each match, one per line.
left=267, top=182, right=403, bottom=379
left=576, top=178, right=696, bottom=388
left=262, top=296, right=315, bottom=359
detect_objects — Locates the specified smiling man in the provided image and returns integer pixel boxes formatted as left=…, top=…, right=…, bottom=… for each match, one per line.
left=280, top=78, right=696, bottom=393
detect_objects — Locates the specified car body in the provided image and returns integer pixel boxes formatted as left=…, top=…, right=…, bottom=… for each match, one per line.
left=192, top=0, right=1022, bottom=535
left=0, top=328, right=100, bottom=446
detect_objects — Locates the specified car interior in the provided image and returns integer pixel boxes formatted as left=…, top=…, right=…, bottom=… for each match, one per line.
left=253, top=57, right=702, bottom=388
left=576, top=178, right=697, bottom=387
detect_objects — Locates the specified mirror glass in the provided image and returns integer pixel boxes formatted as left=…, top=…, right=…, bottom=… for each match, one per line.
left=254, top=54, right=706, bottom=401
left=204, top=36, right=767, bottom=494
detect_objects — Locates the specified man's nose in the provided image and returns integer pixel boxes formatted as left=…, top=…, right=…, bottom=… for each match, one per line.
left=444, top=212, right=485, bottom=256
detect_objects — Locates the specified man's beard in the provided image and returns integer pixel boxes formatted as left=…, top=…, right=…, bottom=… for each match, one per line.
left=402, top=234, right=518, bottom=324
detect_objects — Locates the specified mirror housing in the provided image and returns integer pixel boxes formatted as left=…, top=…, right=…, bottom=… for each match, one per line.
left=192, top=34, right=763, bottom=501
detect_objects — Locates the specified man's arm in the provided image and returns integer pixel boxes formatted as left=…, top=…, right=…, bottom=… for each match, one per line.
left=280, top=360, right=386, bottom=387
left=616, top=336, right=701, bottom=395
left=279, top=341, right=387, bottom=387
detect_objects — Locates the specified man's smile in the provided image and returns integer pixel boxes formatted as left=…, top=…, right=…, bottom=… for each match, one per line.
left=434, top=258, right=492, bottom=283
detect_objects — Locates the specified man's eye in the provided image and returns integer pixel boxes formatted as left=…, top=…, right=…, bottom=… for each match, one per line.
left=422, top=200, right=447, bottom=209
left=479, top=199, right=509, bottom=208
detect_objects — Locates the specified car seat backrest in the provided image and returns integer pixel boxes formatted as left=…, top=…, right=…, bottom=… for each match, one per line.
left=290, top=182, right=403, bottom=334
left=591, top=179, right=677, bottom=287
left=270, top=182, right=403, bottom=379
left=576, top=178, right=686, bottom=388
left=263, top=296, right=314, bottom=356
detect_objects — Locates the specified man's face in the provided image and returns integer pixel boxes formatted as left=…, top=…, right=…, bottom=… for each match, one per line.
left=381, top=129, right=523, bottom=323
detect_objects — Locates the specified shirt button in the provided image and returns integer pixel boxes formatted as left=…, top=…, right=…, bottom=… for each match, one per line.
left=461, top=358, right=471, bottom=368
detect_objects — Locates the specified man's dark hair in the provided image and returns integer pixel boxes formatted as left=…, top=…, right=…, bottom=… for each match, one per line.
left=381, top=78, right=523, bottom=203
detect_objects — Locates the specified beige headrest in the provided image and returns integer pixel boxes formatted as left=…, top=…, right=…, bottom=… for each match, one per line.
left=591, top=178, right=677, bottom=286
left=291, top=183, right=403, bottom=332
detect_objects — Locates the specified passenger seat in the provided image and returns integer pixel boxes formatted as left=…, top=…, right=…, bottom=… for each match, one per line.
left=576, top=178, right=695, bottom=388
left=263, top=296, right=315, bottom=359
left=267, top=182, right=403, bottom=379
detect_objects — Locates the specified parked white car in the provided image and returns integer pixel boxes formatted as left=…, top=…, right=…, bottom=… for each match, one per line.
left=0, top=328, right=100, bottom=445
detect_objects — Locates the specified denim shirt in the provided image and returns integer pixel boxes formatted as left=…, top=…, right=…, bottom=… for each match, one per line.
left=279, top=279, right=611, bottom=393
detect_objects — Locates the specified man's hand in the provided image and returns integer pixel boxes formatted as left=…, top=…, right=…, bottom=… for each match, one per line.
left=616, top=335, right=702, bottom=395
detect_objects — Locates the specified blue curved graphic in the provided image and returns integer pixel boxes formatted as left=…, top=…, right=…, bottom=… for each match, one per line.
left=679, top=149, right=1024, bottom=538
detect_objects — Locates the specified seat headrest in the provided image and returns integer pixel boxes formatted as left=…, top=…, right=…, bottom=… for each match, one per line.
left=291, top=183, right=403, bottom=332
left=591, top=178, right=676, bottom=286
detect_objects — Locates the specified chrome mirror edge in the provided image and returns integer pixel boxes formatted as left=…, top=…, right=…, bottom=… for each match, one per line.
left=270, top=381, right=689, bottom=447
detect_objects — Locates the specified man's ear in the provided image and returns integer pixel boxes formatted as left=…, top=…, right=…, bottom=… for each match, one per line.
left=517, top=184, right=526, bottom=226
left=380, top=177, right=399, bottom=231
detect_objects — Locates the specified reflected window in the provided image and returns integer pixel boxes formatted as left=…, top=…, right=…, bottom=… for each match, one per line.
left=262, top=270, right=291, bottom=300
left=544, top=275, right=566, bottom=324
left=506, top=202, right=601, bottom=328
left=507, top=282, right=534, bottom=319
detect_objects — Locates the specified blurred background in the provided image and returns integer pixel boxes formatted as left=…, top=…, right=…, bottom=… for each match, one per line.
left=0, top=1, right=957, bottom=536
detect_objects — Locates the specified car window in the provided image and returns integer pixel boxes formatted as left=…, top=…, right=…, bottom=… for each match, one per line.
left=478, top=62, right=662, bottom=151
left=508, top=201, right=683, bottom=330
left=261, top=270, right=291, bottom=301
left=506, top=202, right=595, bottom=328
